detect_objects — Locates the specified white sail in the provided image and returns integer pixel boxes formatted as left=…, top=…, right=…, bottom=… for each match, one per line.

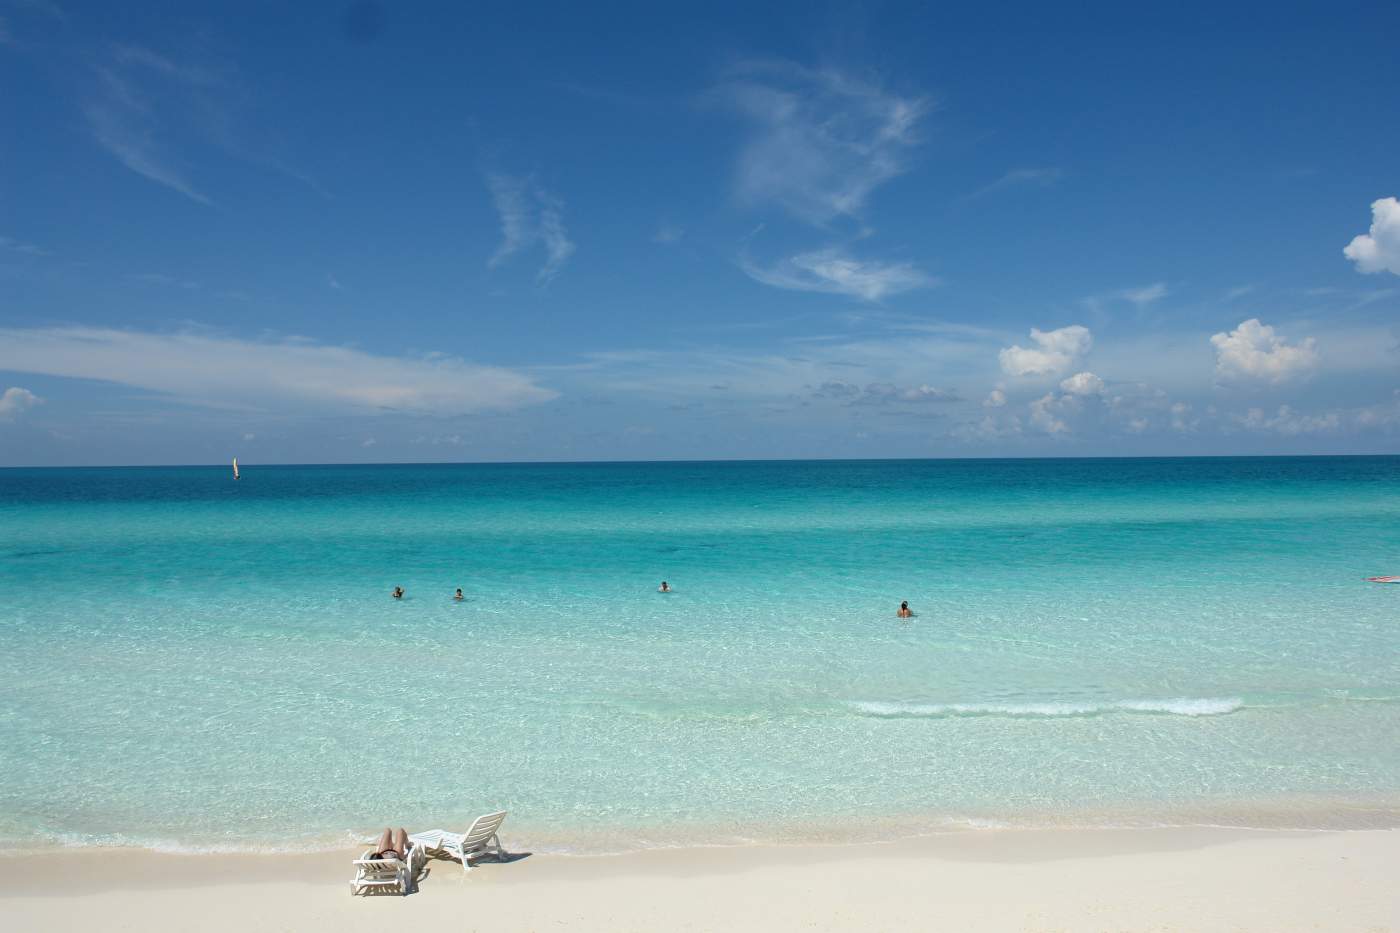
left=233, top=457, right=240, bottom=480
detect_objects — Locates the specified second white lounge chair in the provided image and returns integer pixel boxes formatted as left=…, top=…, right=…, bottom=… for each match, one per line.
left=409, top=811, right=508, bottom=872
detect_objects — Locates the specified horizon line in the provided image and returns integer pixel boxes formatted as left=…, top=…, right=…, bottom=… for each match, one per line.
left=3, top=452, right=1399, bottom=470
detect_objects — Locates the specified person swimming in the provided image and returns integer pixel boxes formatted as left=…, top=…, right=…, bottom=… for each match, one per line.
left=454, top=588, right=464, bottom=600
left=392, top=586, right=404, bottom=599
left=897, top=600, right=912, bottom=618
left=658, top=581, right=671, bottom=592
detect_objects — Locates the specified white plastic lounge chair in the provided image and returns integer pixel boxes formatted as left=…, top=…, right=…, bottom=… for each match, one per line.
left=350, top=842, right=423, bottom=896
left=409, top=811, right=508, bottom=872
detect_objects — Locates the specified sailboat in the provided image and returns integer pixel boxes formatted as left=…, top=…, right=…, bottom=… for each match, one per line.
left=232, top=457, right=240, bottom=481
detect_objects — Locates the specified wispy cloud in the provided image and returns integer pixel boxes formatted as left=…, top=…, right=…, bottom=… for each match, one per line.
left=81, top=42, right=324, bottom=205
left=486, top=174, right=575, bottom=285
left=0, top=327, right=556, bottom=415
left=0, top=235, right=51, bottom=257
left=1082, top=282, right=1170, bottom=317
left=653, top=223, right=685, bottom=244
left=327, top=273, right=344, bottom=290
left=84, top=62, right=213, bottom=205
left=813, top=380, right=959, bottom=405
left=1119, top=281, right=1168, bottom=306
left=126, top=272, right=200, bottom=289
left=715, top=59, right=927, bottom=226
left=964, top=167, right=1062, bottom=200
left=741, top=248, right=935, bottom=302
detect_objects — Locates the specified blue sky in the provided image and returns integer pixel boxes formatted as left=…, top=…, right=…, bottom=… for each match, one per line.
left=1, top=0, right=1398, bottom=465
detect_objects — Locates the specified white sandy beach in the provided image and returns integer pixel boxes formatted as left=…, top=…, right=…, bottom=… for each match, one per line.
left=3, top=827, right=1396, bottom=932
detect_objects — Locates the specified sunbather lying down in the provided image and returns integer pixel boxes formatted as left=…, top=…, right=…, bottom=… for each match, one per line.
left=371, top=827, right=410, bottom=860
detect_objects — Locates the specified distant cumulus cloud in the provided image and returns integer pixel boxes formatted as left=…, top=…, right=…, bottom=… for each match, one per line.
left=983, top=388, right=1007, bottom=408
left=486, top=174, right=575, bottom=285
left=0, top=327, right=556, bottom=416
left=1236, top=405, right=1340, bottom=436
left=1059, top=371, right=1105, bottom=396
left=717, top=59, right=927, bottom=226
left=1344, top=197, right=1400, bottom=275
left=998, top=325, right=1092, bottom=377
left=742, top=248, right=934, bottom=301
left=1210, top=319, right=1317, bottom=383
left=1029, top=392, right=1077, bottom=435
left=0, top=386, right=42, bottom=420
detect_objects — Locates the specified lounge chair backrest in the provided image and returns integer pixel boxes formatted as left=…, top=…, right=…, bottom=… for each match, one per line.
left=461, top=810, right=507, bottom=848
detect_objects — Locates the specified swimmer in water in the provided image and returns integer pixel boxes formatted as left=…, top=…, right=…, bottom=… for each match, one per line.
left=897, top=600, right=912, bottom=618
left=454, top=588, right=464, bottom=600
left=392, top=586, right=404, bottom=599
left=658, top=581, right=671, bottom=593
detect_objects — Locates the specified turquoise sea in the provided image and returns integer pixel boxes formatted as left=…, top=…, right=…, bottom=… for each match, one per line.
left=2, top=457, right=1399, bottom=853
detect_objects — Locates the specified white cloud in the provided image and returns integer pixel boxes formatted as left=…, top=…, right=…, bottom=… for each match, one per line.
left=1059, top=371, right=1104, bottom=396
left=242, top=432, right=255, bottom=441
left=718, top=60, right=926, bottom=225
left=361, top=437, right=378, bottom=447
left=1119, top=282, right=1168, bottom=306
left=485, top=174, right=576, bottom=285
left=653, top=223, right=684, bottom=244
left=84, top=65, right=212, bottom=205
left=0, top=235, right=50, bottom=257
left=1237, top=405, right=1341, bottom=436
left=1028, top=392, right=1076, bottom=435
left=741, top=248, right=934, bottom=302
left=1170, top=401, right=1197, bottom=433
left=965, top=167, right=1061, bottom=200
left=0, top=327, right=555, bottom=416
left=814, top=380, right=958, bottom=404
left=955, top=413, right=1022, bottom=441
left=1210, top=318, right=1317, bottom=383
left=1344, top=197, right=1400, bottom=275
left=0, top=386, right=41, bottom=419
left=983, top=388, right=1007, bottom=408
left=998, top=325, right=1092, bottom=377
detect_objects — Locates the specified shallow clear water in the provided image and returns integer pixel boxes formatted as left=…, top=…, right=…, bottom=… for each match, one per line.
left=2, top=458, right=1398, bottom=852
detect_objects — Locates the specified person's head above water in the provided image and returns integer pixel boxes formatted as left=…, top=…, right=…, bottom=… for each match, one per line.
left=454, top=588, right=463, bottom=598
left=392, top=586, right=404, bottom=598
left=901, top=601, right=908, bottom=610
left=659, top=581, right=670, bottom=591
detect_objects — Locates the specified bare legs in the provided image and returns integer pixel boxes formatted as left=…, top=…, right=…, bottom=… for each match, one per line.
left=373, top=827, right=409, bottom=859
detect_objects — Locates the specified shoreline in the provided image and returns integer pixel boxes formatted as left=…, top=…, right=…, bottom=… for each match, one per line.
left=3, top=826, right=1396, bottom=931
left=10, top=790, right=1400, bottom=857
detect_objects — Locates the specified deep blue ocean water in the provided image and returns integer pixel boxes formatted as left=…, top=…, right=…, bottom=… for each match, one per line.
left=2, top=457, right=1398, bottom=852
